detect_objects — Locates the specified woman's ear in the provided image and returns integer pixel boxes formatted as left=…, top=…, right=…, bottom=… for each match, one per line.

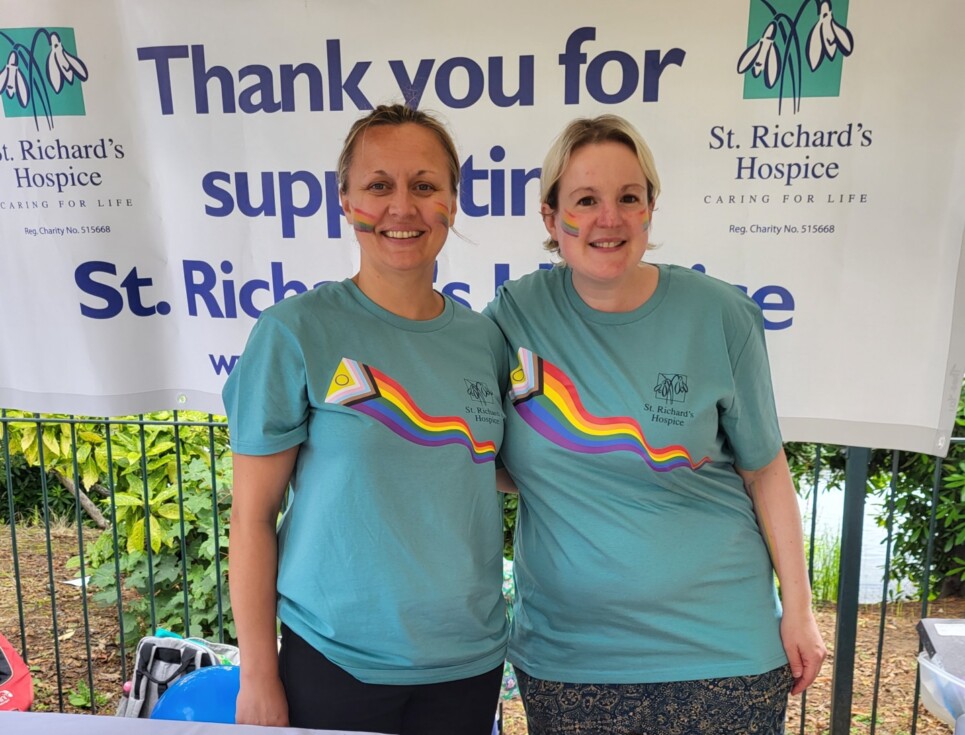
left=340, top=195, right=353, bottom=226
left=540, top=203, right=557, bottom=239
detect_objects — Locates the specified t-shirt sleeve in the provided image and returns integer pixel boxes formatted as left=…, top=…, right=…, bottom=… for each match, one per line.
left=222, top=313, right=310, bottom=455
left=483, top=292, right=514, bottom=471
left=719, top=307, right=783, bottom=471
left=481, top=295, right=514, bottom=401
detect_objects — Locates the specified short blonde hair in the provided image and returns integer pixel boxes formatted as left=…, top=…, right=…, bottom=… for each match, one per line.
left=540, top=115, right=661, bottom=255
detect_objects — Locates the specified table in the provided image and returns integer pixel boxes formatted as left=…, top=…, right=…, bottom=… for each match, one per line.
left=0, top=711, right=386, bottom=734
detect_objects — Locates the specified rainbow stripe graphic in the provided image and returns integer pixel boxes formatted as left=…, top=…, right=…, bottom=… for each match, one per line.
left=510, top=348, right=709, bottom=472
left=326, top=358, right=497, bottom=463
left=561, top=211, right=580, bottom=237
left=352, top=208, right=377, bottom=233
left=433, top=200, right=451, bottom=228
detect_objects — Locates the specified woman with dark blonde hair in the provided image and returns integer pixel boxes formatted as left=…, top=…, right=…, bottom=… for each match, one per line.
left=487, top=114, right=825, bottom=734
left=225, top=104, right=508, bottom=735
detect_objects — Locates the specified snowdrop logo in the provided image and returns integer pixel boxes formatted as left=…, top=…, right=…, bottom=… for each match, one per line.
left=737, top=0, right=854, bottom=113
left=0, top=27, right=88, bottom=129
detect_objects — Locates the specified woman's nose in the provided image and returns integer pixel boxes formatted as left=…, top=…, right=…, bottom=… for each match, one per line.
left=596, top=201, right=620, bottom=227
left=387, top=189, right=417, bottom=215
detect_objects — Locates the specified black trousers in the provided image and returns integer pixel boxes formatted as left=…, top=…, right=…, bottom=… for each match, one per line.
left=280, top=624, right=502, bottom=735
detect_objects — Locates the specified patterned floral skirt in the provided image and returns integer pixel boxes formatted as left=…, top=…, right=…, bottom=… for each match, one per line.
left=515, top=664, right=793, bottom=735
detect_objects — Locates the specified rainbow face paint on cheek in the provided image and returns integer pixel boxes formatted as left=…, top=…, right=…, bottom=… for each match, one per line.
left=433, top=200, right=451, bottom=228
left=561, top=211, right=580, bottom=238
left=352, top=208, right=377, bottom=233
left=641, top=209, right=651, bottom=232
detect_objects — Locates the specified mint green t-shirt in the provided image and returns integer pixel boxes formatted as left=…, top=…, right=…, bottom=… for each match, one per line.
left=485, top=264, right=787, bottom=684
left=223, top=279, right=509, bottom=685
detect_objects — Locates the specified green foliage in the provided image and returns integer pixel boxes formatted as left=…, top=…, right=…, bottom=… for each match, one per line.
left=804, top=529, right=841, bottom=603
left=502, top=493, right=517, bottom=560
left=82, top=449, right=235, bottom=646
left=67, top=680, right=108, bottom=709
left=3, top=410, right=234, bottom=644
left=0, top=451, right=74, bottom=523
left=0, top=413, right=109, bottom=491
left=878, top=429, right=965, bottom=599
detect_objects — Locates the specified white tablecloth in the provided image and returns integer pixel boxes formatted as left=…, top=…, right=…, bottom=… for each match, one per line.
left=0, top=711, right=386, bottom=735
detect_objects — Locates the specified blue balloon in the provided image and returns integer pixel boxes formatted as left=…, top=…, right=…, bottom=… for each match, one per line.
left=150, top=665, right=239, bottom=723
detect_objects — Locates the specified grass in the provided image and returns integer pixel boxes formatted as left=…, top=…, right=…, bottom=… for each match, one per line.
left=806, top=528, right=842, bottom=603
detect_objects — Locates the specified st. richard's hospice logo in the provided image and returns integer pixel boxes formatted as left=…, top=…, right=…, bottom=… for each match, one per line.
left=737, top=0, right=854, bottom=113
left=0, top=27, right=88, bottom=130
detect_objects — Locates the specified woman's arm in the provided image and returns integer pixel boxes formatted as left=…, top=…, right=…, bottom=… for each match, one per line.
left=229, top=447, right=299, bottom=726
left=496, top=467, right=518, bottom=494
left=738, top=448, right=827, bottom=695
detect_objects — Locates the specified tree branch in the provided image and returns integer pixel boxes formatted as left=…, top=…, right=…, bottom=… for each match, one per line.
left=50, top=470, right=109, bottom=530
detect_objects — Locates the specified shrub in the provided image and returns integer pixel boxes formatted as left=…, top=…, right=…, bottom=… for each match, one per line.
left=0, top=452, right=74, bottom=524
left=2, top=409, right=234, bottom=644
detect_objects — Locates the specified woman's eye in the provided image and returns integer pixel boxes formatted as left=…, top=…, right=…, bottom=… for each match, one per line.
left=576, top=196, right=595, bottom=207
left=415, top=183, right=437, bottom=193
left=621, top=194, right=640, bottom=204
left=368, top=182, right=388, bottom=192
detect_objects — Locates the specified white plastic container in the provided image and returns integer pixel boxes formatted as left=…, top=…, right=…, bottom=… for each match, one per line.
left=919, top=650, right=965, bottom=727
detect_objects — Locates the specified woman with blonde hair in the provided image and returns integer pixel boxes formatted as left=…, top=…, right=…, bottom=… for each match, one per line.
left=487, top=114, right=825, bottom=734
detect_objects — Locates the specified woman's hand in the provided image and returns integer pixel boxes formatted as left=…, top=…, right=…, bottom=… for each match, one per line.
left=779, top=604, right=827, bottom=694
left=235, top=672, right=289, bottom=726
left=229, top=448, right=299, bottom=727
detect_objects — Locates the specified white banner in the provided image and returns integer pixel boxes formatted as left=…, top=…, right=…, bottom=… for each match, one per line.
left=0, top=1, right=963, bottom=455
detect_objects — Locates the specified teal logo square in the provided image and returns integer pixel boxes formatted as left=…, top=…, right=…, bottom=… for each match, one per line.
left=0, top=27, right=88, bottom=128
left=738, top=1, right=854, bottom=113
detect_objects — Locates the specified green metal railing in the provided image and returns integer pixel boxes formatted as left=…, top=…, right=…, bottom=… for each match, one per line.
left=1, top=409, right=230, bottom=715
left=818, top=440, right=965, bottom=735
